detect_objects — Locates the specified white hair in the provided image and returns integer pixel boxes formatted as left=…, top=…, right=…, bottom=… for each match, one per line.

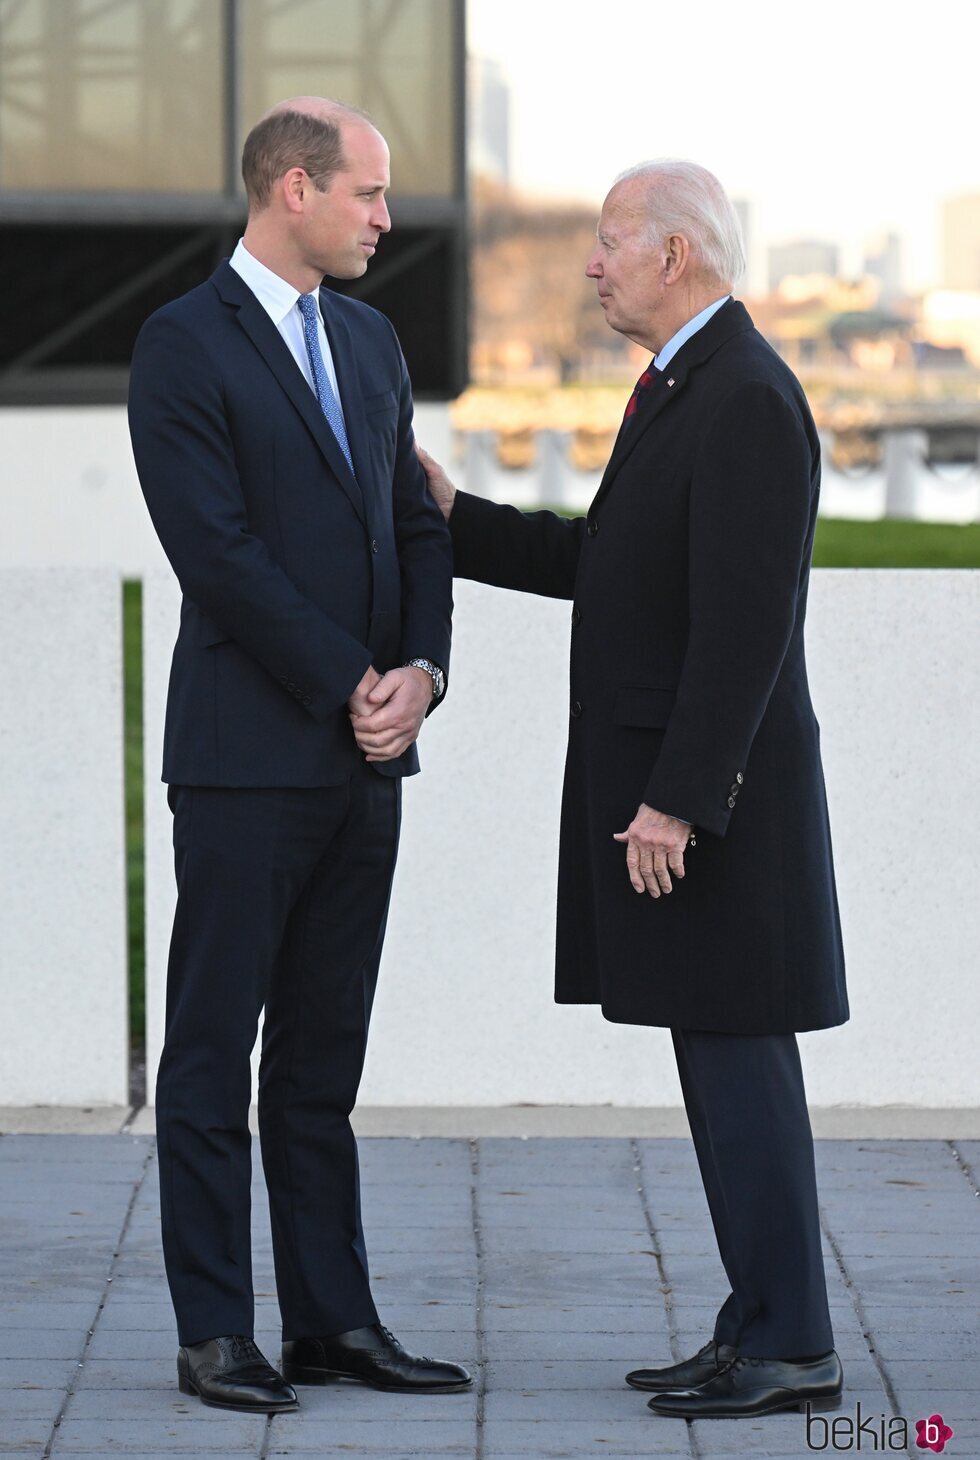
left=614, top=159, right=745, bottom=288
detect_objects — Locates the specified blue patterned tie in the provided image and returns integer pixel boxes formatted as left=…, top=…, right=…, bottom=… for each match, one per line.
left=297, top=292, right=355, bottom=475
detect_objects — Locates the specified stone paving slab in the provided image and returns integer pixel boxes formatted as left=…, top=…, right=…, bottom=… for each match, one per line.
left=1, top=1134, right=977, bottom=1459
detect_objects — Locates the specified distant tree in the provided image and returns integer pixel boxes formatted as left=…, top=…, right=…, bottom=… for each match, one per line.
left=471, top=178, right=627, bottom=381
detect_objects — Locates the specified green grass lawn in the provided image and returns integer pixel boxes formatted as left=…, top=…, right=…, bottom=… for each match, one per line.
left=120, top=517, right=979, bottom=1050
left=123, top=581, right=144, bottom=1048
left=813, top=517, right=980, bottom=567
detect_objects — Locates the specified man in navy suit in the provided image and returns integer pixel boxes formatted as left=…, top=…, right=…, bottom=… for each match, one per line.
left=128, top=98, right=468, bottom=1413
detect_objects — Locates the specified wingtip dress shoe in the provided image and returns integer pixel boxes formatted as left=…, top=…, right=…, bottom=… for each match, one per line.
left=646, top=1350, right=844, bottom=1418
left=281, top=1324, right=472, bottom=1393
left=177, top=1334, right=298, bottom=1413
left=626, top=1339, right=737, bottom=1391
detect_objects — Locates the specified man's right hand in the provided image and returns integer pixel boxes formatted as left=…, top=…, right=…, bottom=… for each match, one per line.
left=415, top=444, right=456, bottom=522
left=348, top=664, right=382, bottom=717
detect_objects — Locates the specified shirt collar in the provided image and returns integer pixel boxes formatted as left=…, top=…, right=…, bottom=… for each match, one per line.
left=653, top=295, right=730, bottom=373
left=230, top=238, right=312, bottom=327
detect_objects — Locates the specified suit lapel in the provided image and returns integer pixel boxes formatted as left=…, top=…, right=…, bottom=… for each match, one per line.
left=212, top=263, right=366, bottom=525
left=592, top=298, right=756, bottom=508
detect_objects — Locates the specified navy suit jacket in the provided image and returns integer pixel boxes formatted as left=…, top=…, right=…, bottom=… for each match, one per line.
left=128, top=261, right=452, bottom=786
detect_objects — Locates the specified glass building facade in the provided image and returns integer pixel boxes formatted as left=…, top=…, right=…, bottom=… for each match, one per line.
left=0, top=0, right=467, bottom=400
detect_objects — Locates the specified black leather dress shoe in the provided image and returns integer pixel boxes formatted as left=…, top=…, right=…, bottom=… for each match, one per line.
left=647, top=1350, right=843, bottom=1418
left=177, top=1335, right=298, bottom=1413
left=281, top=1324, right=472, bottom=1393
left=626, top=1339, right=737, bottom=1391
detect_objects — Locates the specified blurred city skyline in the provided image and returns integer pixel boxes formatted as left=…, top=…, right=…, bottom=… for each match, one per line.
left=468, top=0, right=980, bottom=293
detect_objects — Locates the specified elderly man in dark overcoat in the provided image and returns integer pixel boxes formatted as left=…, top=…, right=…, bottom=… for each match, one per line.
left=418, top=160, right=848, bottom=1420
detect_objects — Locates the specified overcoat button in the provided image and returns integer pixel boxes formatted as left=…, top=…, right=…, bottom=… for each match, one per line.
left=730, top=783, right=740, bottom=795
left=371, top=540, right=379, bottom=553
left=736, top=772, right=744, bottom=784
left=587, top=519, right=598, bottom=537
left=570, top=701, right=583, bottom=718
left=571, top=607, right=581, bottom=626
left=727, top=795, right=736, bottom=808
left=302, top=695, right=312, bottom=706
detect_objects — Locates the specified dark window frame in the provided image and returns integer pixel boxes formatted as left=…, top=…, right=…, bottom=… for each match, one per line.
left=0, top=0, right=468, bottom=405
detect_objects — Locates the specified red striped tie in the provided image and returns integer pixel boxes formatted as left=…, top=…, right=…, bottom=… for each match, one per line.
left=623, top=367, right=654, bottom=421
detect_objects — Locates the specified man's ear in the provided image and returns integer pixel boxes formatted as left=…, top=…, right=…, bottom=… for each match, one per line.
left=663, top=232, right=691, bottom=282
left=281, top=167, right=308, bottom=215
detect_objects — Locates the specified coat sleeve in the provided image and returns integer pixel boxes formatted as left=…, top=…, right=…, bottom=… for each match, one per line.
left=386, top=326, right=454, bottom=707
left=450, top=491, right=584, bottom=600
left=128, top=310, right=373, bottom=723
left=643, top=382, right=814, bottom=836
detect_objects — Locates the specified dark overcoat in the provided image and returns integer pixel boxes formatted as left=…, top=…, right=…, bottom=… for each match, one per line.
left=451, top=299, right=848, bottom=1034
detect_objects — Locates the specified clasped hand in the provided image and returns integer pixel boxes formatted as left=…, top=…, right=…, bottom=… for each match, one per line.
left=348, top=665, right=432, bottom=762
left=613, top=804, right=691, bottom=897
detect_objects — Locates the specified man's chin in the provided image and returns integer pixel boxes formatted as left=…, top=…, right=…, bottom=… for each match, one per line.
left=320, top=259, right=370, bottom=282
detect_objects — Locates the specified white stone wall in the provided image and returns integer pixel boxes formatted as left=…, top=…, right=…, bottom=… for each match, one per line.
left=0, top=570, right=128, bottom=1104
left=2, top=397, right=977, bottom=1108
left=139, top=572, right=980, bottom=1109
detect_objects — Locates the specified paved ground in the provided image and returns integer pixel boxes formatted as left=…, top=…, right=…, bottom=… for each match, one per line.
left=1, top=1133, right=977, bottom=1459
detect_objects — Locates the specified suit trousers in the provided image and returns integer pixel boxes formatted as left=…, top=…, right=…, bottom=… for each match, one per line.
left=156, top=767, right=400, bottom=1346
left=671, top=1028, right=834, bottom=1359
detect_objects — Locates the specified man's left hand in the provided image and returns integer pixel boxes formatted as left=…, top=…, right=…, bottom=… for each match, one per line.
left=350, top=666, right=432, bottom=762
left=613, top=804, right=691, bottom=897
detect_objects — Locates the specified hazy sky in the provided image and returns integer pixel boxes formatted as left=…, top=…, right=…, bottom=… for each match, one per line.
left=468, top=0, right=980, bottom=291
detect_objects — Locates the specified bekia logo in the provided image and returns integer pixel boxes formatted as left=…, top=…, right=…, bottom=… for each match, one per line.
left=805, top=1402, right=955, bottom=1452
left=915, top=1414, right=954, bottom=1453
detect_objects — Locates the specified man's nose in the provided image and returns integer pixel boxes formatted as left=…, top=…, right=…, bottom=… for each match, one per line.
left=585, top=252, right=602, bottom=278
left=374, top=197, right=392, bottom=233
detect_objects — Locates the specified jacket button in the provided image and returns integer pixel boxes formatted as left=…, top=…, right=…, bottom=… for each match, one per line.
left=570, top=700, right=583, bottom=718
left=571, top=606, right=581, bottom=626
left=302, top=695, right=312, bottom=706
left=727, top=795, right=736, bottom=808
left=730, top=783, right=740, bottom=795
left=736, top=772, right=744, bottom=784
left=586, top=519, right=598, bottom=537
left=371, top=540, right=379, bottom=553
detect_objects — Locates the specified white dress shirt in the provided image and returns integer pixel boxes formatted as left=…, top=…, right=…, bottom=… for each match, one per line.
left=229, top=238, right=347, bottom=429
left=654, top=295, right=730, bottom=373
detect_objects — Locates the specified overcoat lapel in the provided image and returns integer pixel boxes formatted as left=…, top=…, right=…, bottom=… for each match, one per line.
left=592, top=298, right=756, bottom=509
left=211, top=263, right=367, bottom=524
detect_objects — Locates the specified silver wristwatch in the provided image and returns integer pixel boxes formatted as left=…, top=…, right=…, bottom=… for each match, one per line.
left=403, top=657, right=445, bottom=700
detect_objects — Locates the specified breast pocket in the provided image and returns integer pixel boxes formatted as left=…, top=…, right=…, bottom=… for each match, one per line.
left=363, top=390, right=398, bottom=475
left=363, top=389, right=398, bottom=416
